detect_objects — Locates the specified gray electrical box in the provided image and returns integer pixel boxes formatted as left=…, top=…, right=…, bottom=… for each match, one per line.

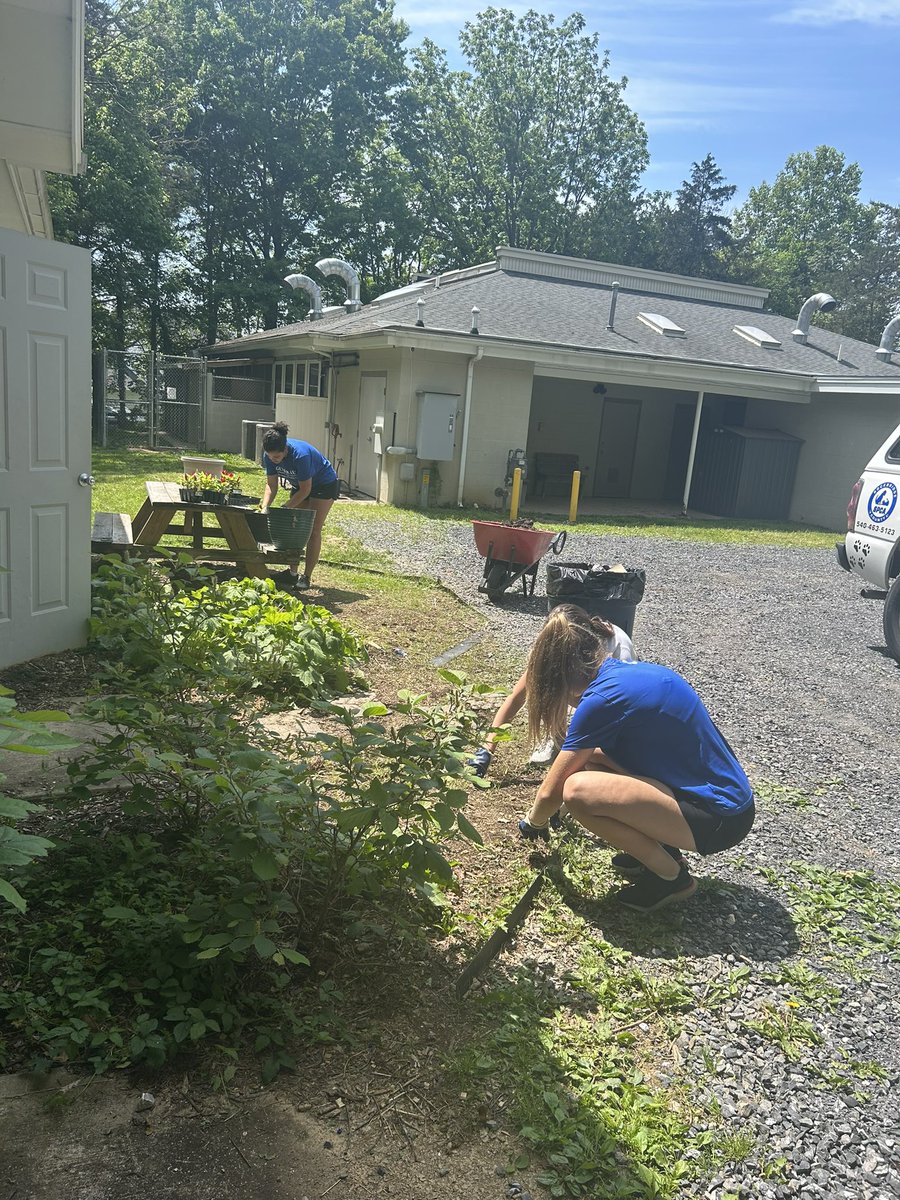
left=417, top=392, right=458, bottom=461
left=399, top=461, right=415, bottom=482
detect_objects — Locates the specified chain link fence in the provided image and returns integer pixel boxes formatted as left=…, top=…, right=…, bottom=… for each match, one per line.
left=95, top=349, right=207, bottom=450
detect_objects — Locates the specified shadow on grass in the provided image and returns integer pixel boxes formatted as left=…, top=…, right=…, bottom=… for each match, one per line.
left=544, top=856, right=799, bottom=964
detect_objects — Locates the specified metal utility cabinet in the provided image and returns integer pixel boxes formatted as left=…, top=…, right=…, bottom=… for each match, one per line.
left=417, top=392, right=458, bottom=461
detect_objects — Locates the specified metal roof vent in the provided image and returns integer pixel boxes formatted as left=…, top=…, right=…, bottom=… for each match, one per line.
left=875, top=314, right=900, bottom=363
left=638, top=312, right=686, bottom=338
left=791, top=293, right=837, bottom=344
left=284, top=273, right=323, bottom=320
left=315, top=258, right=362, bottom=311
left=606, top=281, right=621, bottom=331
left=733, top=325, right=782, bottom=349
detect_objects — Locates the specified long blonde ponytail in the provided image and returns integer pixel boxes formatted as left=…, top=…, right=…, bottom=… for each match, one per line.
left=526, top=606, right=613, bottom=746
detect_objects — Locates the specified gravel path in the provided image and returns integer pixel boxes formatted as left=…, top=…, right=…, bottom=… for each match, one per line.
left=333, top=511, right=900, bottom=1200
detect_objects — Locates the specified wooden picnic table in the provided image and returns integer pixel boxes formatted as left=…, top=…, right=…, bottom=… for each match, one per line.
left=127, top=481, right=294, bottom=577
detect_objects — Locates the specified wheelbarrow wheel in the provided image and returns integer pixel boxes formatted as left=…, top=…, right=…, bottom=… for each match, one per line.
left=485, top=563, right=509, bottom=603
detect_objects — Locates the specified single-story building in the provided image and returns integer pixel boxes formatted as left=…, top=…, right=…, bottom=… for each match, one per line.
left=209, top=246, right=900, bottom=530
left=1, top=0, right=91, bottom=671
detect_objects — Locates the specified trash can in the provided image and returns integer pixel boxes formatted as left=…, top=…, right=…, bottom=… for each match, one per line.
left=546, top=562, right=646, bottom=637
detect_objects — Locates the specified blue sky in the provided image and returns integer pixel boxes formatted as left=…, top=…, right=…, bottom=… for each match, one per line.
left=394, top=0, right=900, bottom=207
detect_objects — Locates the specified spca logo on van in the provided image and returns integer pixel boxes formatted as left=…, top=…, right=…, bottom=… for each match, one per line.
left=868, top=482, right=898, bottom=524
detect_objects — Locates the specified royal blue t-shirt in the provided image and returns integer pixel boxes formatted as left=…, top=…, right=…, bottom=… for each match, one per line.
left=561, top=659, right=753, bottom=814
left=262, top=439, right=337, bottom=490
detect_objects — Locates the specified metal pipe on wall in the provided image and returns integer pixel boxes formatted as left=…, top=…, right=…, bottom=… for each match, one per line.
left=456, top=347, right=484, bottom=507
left=682, top=390, right=705, bottom=516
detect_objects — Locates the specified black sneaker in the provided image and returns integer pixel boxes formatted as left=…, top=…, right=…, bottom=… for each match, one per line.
left=616, top=864, right=697, bottom=912
left=294, top=573, right=311, bottom=591
left=611, top=844, right=687, bottom=878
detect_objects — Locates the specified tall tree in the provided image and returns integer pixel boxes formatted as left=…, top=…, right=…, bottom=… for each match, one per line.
left=655, top=154, right=736, bottom=278
left=49, top=0, right=192, bottom=351
left=829, top=202, right=900, bottom=344
left=728, top=145, right=871, bottom=319
left=177, top=0, right=408, bottom=341
left=400, top=8, right=648, bottom=267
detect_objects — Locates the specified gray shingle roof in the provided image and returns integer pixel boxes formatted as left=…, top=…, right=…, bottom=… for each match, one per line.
left=212, top=265, right=900, bottom=380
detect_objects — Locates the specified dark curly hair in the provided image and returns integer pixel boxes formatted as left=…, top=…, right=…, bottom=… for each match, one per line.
left=261, top=421, right=289, bottom=453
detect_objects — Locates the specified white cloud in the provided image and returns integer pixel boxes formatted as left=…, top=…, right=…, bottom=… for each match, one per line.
left=775, top=0, right=900, bottom=24
left=623, top=75, right=797, bottom=131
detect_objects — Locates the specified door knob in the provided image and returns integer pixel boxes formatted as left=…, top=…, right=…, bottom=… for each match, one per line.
left=78, top=472, right=95, bottom=487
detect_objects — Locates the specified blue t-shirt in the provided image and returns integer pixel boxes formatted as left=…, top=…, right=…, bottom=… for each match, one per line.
left=561, top=659, right=753, bottom=814
left=262, top=439, right=337, bottom=490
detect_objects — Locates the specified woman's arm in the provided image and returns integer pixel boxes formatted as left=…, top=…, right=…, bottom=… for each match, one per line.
left=285, top=478, right=312, bottom=507
left=481, top=671, right=528, bottom=753
left=524, top=747, right=595, bottom=828
left=261, top=474, right=280, bottom=512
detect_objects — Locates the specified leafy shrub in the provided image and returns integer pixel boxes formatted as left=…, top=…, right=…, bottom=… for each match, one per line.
left=1, top=672, right=490, bottom=1074
left=0, top=688, right=77, bottom=912
left=89, top=555, right=367, bottom=704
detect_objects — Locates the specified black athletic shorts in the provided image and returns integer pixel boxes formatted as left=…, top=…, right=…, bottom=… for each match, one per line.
left=290, top=479, right=340, bottom=501
left=675, top=796, right=755, bottom=856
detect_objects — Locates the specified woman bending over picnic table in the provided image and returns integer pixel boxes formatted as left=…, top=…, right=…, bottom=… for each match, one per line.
left=260, top=421, right=339, bottom=592
left=468, top=605, right=637, bottom=778
left=517, top=606, right=755, bottom=913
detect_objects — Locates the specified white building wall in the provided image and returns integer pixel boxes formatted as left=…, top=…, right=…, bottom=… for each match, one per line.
left=206, top=397, right=274, bottom=454
left=745, top=394, right=900, bottom=531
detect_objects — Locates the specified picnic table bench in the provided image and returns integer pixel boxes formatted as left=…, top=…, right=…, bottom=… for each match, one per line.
left=94, top=481, right=300, bottom=578
left=532, top=452, right=585, bottom=497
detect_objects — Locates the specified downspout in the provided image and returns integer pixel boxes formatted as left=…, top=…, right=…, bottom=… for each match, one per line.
left=681, top=390, right=705, bottom=516
left=456, top=348, right=484, bottom=507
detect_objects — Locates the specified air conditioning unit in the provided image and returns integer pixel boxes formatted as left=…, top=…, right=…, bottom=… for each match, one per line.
left=241, top=419, right=258, bottom=462
left=255, top=421, right=275, bottom=465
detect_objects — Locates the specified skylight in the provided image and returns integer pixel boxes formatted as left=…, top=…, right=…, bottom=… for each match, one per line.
left=733, top=325, right=782, bottom=350
left=637, top=312, right=686, bottom=338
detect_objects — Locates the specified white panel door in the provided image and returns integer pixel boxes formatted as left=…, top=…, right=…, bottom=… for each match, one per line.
left=0, top=226, right=92, bottom=670
left=354, top=373, right=385, bottom=499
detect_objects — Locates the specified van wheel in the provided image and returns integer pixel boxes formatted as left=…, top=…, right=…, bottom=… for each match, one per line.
left=883, top=576, right=900, bottom=664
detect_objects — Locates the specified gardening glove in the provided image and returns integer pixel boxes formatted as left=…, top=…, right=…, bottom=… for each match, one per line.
left=517, top=817, right=550, bottom=843
left=468, top=748, right=492, bottom=778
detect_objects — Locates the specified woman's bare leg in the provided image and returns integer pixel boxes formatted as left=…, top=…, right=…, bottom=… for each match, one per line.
left=298, top=497, right=335, bottom=581
left=562, top=769, right=697, bottom=876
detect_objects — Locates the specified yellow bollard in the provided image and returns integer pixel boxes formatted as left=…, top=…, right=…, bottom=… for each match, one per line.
left=509, top=467, right=523, bottom=521
left=568, top=470, right=581, bottom=525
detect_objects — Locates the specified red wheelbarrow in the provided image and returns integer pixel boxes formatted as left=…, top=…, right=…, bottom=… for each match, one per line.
left=472, top=520, right=567, bottom=603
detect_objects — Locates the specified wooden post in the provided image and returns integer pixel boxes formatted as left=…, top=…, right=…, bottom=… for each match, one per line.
left=509, top=467, right=523, bottom=520
left=568, top=470, right=581, bottom=525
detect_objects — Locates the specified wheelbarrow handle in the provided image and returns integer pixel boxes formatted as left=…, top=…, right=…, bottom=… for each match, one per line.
left=551, top=530, right=568, bottom=555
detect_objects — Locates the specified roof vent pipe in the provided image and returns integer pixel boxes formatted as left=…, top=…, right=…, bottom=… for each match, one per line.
left=791, top=292, right=837, bottom=344
left=284, top=273, right=323, bottom=320
left=606, top=281, right=621, bottom=331
left=415, top=298, right=425, bottom=327
left=315, top=258, right=362, bottom=311
left=470, top=306, right=480, bottom=335
left=875, top=314, right=900, bottom=362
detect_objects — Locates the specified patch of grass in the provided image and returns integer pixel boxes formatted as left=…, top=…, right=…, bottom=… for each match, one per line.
left=752, top=777, right=843, bottom=812
left=745, top=1002, right=822, bottom=1061
left=339, top=501, right=838, bottom=549
left=759, top=862, right=900, bottom=961
left=446, top=978, right=700, bottom=1199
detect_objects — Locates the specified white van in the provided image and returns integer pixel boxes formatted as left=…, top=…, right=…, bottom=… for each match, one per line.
left=836, top=420, right=900, bottom=663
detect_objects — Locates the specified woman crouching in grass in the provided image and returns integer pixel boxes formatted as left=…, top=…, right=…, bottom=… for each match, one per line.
left=517, top=607, right=755, bottom=912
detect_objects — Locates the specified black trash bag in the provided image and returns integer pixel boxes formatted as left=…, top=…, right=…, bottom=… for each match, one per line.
left=546, top=562, right=646, bottom=603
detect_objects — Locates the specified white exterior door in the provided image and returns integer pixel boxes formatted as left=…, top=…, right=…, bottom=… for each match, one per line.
left=0, top=226, right=92, bottom=670
left=355, top=373, right=385, bottom=498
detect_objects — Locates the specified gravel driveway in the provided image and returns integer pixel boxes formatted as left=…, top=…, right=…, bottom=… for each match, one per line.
left=332, top=510, right=900, bottom=1199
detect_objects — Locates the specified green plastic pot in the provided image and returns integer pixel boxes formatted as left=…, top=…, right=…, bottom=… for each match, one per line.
left=266, top=507, right=315, bottom=551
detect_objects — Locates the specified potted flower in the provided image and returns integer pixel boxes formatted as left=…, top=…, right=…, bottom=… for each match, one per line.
left=218, top=469, right=241, bottom=505
left=180, top=472, right=204, bottom=503
left=195, top=470, right=225, bottom=504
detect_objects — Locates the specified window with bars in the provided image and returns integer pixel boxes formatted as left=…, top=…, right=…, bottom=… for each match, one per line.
left=274, top=359, right=329, bottom=399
